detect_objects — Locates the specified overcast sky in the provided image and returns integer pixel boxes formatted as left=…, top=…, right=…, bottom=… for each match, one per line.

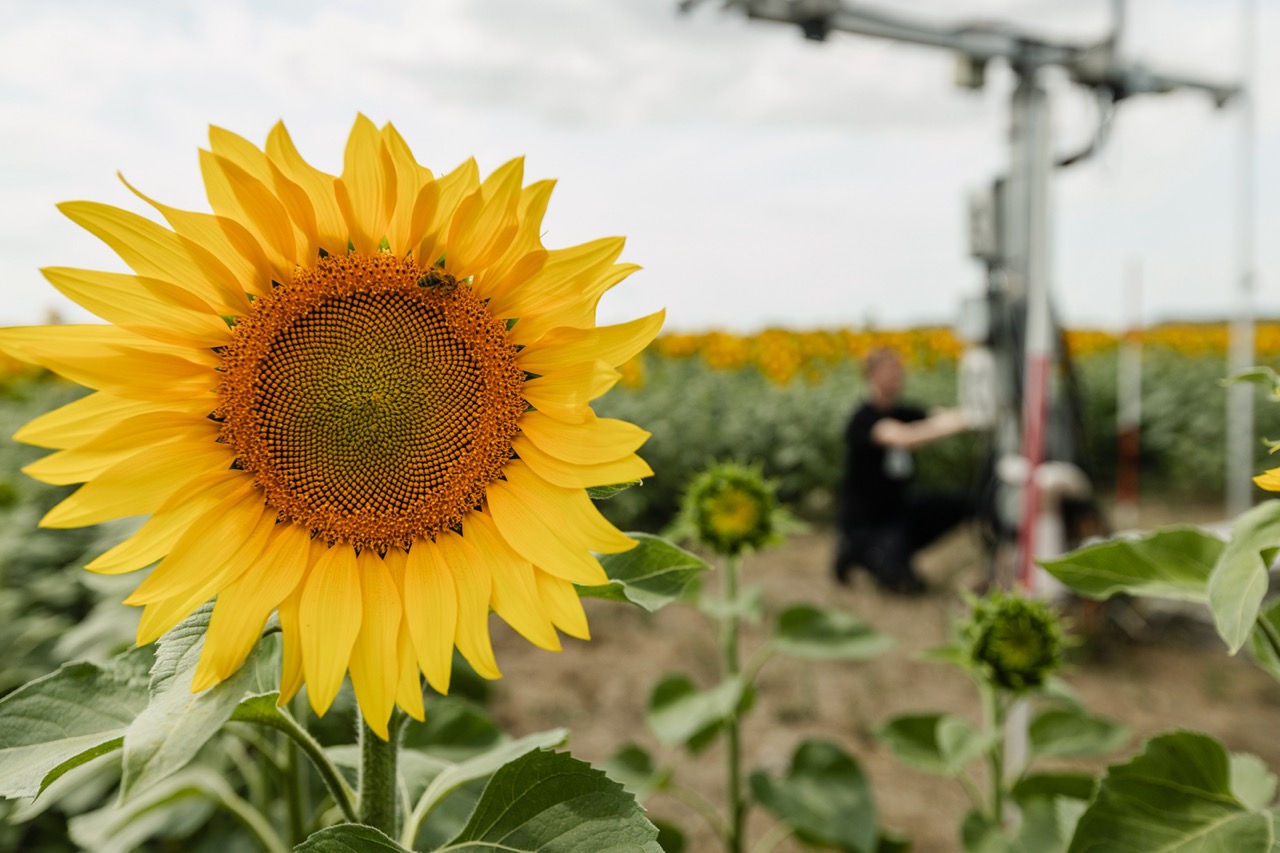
left=1, top=0, right=1275, bottom=333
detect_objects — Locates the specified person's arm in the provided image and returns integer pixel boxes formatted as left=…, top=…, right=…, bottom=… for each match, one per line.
left=871, top=408, right=969, bottom=450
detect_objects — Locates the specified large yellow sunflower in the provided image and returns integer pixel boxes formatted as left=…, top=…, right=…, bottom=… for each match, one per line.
left=0, top=116, right=662, bottom=738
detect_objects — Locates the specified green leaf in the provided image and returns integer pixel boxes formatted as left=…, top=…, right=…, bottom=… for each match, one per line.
left=770, top=604, right=895, bottom=661
left=1248, top=599, right=1280, bottom=683
left=1040, top=527, right=1223, bottom=603
left=579, top=534, right=709, bottom=612
left=654, top=821, right=686, bottom=853
left=697, top=583, right=765, bottom=625
left=0, top=645, right=151, bottom=798
left=1231, top=752, right=1278, bottom=811
left=588, top=481, right=642, bottom=500
left=750, top=739, right=878, bottom=853
left=1210, top=502, right=1280, bottom=653
left=1223, top=366, right=1280, bottom=396
left=408, top=728, right=569, bottom=840
left=121, top=606, right=281, bottom=800
left=1028, top=708, right=1131, bottom=760
left=1012, top=773, right=1098, bottom=803
left=646, top=674, right=751, bottom=753
left=963, top=796, right=1078, bottom=853
left=437, top=748, right=663, bottom=852
left=1068, top=731, right=1275, bottom=853
left=600, top=743, right=670, bottom=800
left=875, top=714, right=993, bottom=778
left=67, top=767, right=225, bottom=853
left=296, top=824, right=411, bottom=852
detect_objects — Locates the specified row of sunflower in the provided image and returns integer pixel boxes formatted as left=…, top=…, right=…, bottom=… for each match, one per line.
left=617, top=323, right=1280, bottom=388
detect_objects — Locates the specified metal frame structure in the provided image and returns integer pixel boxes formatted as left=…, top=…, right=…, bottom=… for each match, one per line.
left=684, top=0, right=1240, bottom=581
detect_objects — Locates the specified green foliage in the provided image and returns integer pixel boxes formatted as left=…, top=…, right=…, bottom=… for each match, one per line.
left=579, top=533, right=709, bottom=612
left=433, top=749, right=663, bottom=852
left=1039, top=527, right=1222, bottom=602
left=749, top=739, right=878, bottom=853
left=875, top=714, right=994, bottom=779
left=1026, top=708, right=1131, bottom=761
left=646, top=674, right=753, bottom=753
left=1068, top=732, right=1278, bottom=853
left=771, top=604, right=895, bottom=661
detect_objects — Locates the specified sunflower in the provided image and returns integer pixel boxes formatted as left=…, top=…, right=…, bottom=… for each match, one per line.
left=0, top=116, right=662, bottom=737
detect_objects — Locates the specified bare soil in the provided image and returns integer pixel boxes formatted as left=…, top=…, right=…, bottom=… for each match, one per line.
left=484, top=517, right=1280, bottom=852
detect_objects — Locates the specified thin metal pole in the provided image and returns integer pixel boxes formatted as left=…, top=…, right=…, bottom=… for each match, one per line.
left=1226, top=0, right=1257, bottom=517
left=1017, top=69, right=1053, bottom=588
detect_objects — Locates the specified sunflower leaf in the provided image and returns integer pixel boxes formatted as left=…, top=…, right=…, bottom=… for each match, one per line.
left=120, top=607, right=281, bottom=801
left=874, top=713, right=994, bottom=778
left=0, top=645, right=152, bottom=798
left=295, top=825, right=411, bottom=852
left=1028, top=708, right=1131, bottom=761
left=750, top=739, right=878, bottom=853
left=580, top=533, right=709, bottom=612
left=68, top=766, right=231, bottom=853
left=1209, top=501, right=1280, bottom=653
left=587, top=481, right=642, bottom=500
left=770, top=604, right=895, bottom=661
left=1068, top=732, right=1275, bottom=853
left=435, top=748, right=663, bottom=852
left=646, top=674, right=752, bottom=753
left=402, top=728, right=569, bottom=846
left=1040, top=526, right=1223, bottom=603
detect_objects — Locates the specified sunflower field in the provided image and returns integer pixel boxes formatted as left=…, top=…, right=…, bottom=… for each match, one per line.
left=595, top=323, right=1280, bottom=531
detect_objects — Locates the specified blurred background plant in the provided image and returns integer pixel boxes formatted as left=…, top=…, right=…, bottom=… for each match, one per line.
left=598, top=323, right=1280, bottom=532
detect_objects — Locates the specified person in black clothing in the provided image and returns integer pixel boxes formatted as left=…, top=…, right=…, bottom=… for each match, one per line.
left=834, top=348, right=973, bottom=594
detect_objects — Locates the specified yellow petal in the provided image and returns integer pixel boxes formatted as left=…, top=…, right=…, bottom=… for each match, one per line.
left=488, top=236, right=623, bottom=320
left=41, top=267, right=232, bottom=348
left=519, top=311, right=665, bottom=374
left=518, top=410, right=650, bottom=466
left=435, top=530, right=502, bottom=680
left=402, top=538, right=459, bottom=695
left=1255, top=469, right=1280, bottom=491
left=277, top=540, right=327, bottom=706
left=86, top=471, right=253, bottom=574
left=348, top=550, right=402, bottom=739
left=471, top=179, right=555, bottom=302
left=382, top=546, right=426, bottom=720
left=510, top=262, right=640, bottom=345
left=534, top=569, right=590, bottom=641
left=23, top=412, right=216, bottom=486
left=14, top=392, right=190, bottom=450
left=522, top=361, right=620, bottom=424
left=336, top=115, right=396, bottom=254
left=57, top=201, right=249, bottom=314
left=502, top=459, right=636, bottom=555
left=191, top=522, right=313, bottom=692
left=445, top=157, right=523, bottom=277
left=416, top=157, right=480, bottom=266
left=380, top=123, right=435, bottom=255
left=266, top=122, right=348, bottom=255
left=119, top=173, right=274, bottom=301
left=512, top=434, right=652, bottom=490
left=41, top=439, right=234, bottom=528
left=126, top=494, right=269, bottom=605
left=133, top=507, right=276, bottom=645
left=0, top=326, right=217, bottom=402
left=486, top=478, right=608, bottom=586
left=465, top=512, right=560, bottom=651
left=300, top=545, right=363, bottom=716
left=200, top=150, right=296, bottom=283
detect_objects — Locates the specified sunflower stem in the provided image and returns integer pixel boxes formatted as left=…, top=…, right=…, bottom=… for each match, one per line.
left=358, top=712, right=403, bottom=836
left=721, top=553, right=746, bottom=853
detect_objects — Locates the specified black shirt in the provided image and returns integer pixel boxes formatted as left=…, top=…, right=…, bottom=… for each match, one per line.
left=839, top=401, right=926, bottom=527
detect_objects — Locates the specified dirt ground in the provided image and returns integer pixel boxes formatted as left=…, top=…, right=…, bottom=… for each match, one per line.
left=484, top=512, right=1280, bottom=852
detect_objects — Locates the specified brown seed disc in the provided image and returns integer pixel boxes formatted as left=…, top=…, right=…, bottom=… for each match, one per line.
left=217, top=254, right=525, bottom=548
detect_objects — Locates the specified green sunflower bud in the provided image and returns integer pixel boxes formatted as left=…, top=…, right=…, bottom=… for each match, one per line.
left=964, top=592, right=1065, bottom=692
left=675, top=463, right=780, bottom=557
